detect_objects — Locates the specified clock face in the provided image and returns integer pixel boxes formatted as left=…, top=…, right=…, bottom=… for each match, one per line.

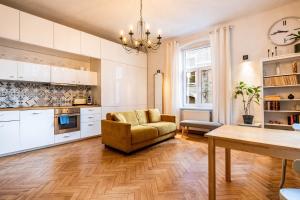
left=268, top=17, right=300, bottom=46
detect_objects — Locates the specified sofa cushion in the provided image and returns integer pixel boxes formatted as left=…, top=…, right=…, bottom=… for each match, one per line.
left=121, top=111, right=139, bottom=126
left=131, top=125, right=159, bottom=144
left=112, top=113, right=127, bottom=123
left=148, top=108, right=161, bottom=123
left=135, top=110, right=149, bottom=124
left=143, top=122, right=176, bottom=136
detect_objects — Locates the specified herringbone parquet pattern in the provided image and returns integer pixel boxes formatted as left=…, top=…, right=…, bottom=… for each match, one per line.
left=0, top=135, right=299, bottom=200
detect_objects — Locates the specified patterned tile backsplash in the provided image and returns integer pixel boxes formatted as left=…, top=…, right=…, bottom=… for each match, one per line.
left=0, top=81, right=91, bottom=108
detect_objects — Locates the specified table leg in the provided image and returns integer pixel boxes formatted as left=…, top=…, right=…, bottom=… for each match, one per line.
left=208, top=137, right=216, bottom=200
left=181, top=126, right=185, bottom=138
left=225, top=148, right=231, bottom=182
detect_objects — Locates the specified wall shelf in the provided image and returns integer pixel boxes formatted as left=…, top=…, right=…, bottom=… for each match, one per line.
left=262, top=53, right=300, bottom=130
left=264, top=84, right=300, bottom=88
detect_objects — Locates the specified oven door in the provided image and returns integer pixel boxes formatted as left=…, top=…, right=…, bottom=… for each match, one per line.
left=54, top=114, right=80, bottom=134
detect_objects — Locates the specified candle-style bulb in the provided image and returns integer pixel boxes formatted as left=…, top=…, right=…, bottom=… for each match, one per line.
left=120, top=30, right=124, bottom=36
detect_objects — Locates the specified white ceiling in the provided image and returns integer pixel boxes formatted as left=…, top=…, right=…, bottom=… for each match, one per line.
left=0, top=0, right=296, bottom=43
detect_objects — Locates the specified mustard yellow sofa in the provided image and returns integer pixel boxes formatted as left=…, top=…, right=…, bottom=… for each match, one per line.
left=101, top=109, right=177, bottom=153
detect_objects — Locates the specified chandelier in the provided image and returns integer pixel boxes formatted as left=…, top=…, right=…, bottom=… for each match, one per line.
left=119, top=0, right=162, bottom=53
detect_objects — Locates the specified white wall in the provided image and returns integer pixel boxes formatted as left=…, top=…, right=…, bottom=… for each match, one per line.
left=147, top=0, right=300, bottom=123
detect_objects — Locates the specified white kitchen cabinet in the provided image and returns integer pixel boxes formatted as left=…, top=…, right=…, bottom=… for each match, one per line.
left=0, top=4, right=19, bottom=41
left=0, top=121, right=20, bottom=155
left=81, top=107, right=101, bottom=138
left=0, top=59, right=18, bottom=80
left=51, top=66, right=78, bottom=85
left=20, top=109, right=54, bottom=150
left=81, top=32, right=101, bottom=59
left=54, top=131, right=80, bottom=144
left=101, top=60, right=125, bottom=106
left=0, top=111, right=19, bottom=121
left=78, top=70, right=97, bottom=86
left=20, top=12, right=53, bottom=48
left=54, top=23, right=81, bottom=54
left=18, top=62, right=51, bottom=83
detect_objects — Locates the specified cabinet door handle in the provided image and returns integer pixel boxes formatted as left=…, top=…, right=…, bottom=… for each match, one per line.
left=63, top=135, right=70, bottom=138
left=88, top=124, right=94, bottom=126
left=18, top=76, right=24, bottom=79
left=9, top=75, right=15, bottom=78
left=88, top=117, right=94, bottom=119
left=32, top=112, right=40, bottom=115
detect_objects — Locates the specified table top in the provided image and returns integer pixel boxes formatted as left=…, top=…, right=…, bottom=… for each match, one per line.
left=206, top=125, right=300, bottom=151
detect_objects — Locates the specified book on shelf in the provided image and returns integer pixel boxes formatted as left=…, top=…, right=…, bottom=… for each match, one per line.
left=264, top=101, right=280, bottom=110
left=264, top=95, right=281, bottom=101
left=288, top=114, right=300, bottom=125
left=264, top=74, right=298, bottom=86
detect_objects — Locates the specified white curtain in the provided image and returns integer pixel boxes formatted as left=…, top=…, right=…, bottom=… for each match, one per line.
left=164, top=41, right=181, bottom=124
left=209, top=26, right=232, bottom=124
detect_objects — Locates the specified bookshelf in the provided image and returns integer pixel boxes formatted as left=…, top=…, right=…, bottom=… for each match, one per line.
left=262, top=53, right=300, bottom=130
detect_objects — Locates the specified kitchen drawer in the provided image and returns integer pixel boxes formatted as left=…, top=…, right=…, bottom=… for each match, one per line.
left=0, top=111, right=19, bottom=122
left=81, top=121, right=100, bottom=138
left=81, top=107, right=101, bottom=115
left=81, top=113, right=101, bottom=123
left=20, top=109, right=54, bottom=121
left=54, top=131, right=80, bottom=144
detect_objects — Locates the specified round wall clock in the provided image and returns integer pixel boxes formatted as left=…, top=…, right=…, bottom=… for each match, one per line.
left=268, top=17, right=300, bottom=46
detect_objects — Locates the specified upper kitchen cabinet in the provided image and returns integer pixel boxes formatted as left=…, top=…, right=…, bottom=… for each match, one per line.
left=101, top=39, right=147, bottom=68
left=20, top=12, right=54, bottom=48
left=81, top=32, right=101, bottom=59
left=0, top=59, right=18, bottom=81
left=54, top=23, right=81, bottom=54
left=78, top=71, right=98, bottom=86
left=51, top=66, right=78, bottom=85
left=18, top=62, right=51, bottom=83
left=0, top=4, right=19, bottom=41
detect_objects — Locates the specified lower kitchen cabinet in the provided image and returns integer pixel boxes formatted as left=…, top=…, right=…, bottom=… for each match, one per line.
left=54, top=131, right=80, bottom=144
left=80, top=107, right=101, bottom=138
left=0, top=121, right=20, bottom=155
left=20, top=109, right=54, bottom=150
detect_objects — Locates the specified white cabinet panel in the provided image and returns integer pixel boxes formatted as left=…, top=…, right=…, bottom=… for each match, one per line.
left=20, top=109, right=54, bottom=150
left=101, top=60, right=124, bottom=106
left=54, top=131, right=80, bottom=144
left=0, top=121, right=20, bottom=155
left=0, top=59, right=18, bottom=80
left=54, top=23, right=81, bottom=54
left=81, top=107, right=101, bottom=115
left=136, top=67, right=148, bottom=105
left=18, top=62, right=51, bottom=82
left=0, top=4, right=19, bottom=41
left=51, top=66, right=77, bottom=85
left=0, top=111, right=19, bottom=121
left=81, top=32, right=101, bottom=58
left=20, top=12, right=53, bottom=48
left=81, top=121, right=100, bottom=138
left=77, top=71, right=97, bottom=86
left=81, top=113, right=101, bottom=123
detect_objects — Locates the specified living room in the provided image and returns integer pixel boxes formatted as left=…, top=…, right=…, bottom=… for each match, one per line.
left=0, top=0, right=300, bottom=199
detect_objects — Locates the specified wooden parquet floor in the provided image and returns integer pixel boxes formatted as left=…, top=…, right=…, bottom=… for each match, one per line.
left=0, top=134, right=299, bottom=200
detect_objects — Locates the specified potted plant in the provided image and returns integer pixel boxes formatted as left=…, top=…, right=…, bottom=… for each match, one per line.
left=289, top=31, right=300, bottom=53
left=234, top=81, right=261, bottom=124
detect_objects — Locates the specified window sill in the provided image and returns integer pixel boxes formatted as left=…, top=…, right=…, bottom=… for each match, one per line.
left=180, top=107, right=213, bottom=111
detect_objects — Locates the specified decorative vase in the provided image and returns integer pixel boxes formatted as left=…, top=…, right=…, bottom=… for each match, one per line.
left=288, top=94, right=295, bottom=99
left=295, top=43, right=300, bottom=53
left=243, top=115, right=254, bottom=124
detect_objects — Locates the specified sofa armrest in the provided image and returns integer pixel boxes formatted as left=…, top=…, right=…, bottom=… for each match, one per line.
left=161, top=114, right=176, bottom=123
left=101, top=120, right=132, bottom=151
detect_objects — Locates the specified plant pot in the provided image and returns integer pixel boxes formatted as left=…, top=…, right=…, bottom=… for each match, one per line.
left=243, top=115, right=254, bottom=124
left=295, top=43, right=300, bottom=53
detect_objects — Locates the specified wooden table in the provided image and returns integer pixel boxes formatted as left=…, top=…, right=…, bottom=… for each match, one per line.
left=206, top=125, right=300, bottom=200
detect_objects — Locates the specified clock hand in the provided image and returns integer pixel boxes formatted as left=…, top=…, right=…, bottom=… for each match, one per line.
left=270, top=30, right=289, bottom=35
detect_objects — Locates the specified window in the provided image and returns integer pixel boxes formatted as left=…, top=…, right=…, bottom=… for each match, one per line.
left=183, top=45, right=212, bottom=108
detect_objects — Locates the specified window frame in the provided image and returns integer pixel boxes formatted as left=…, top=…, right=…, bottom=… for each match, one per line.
left=182, top=45, right=213, bottom=109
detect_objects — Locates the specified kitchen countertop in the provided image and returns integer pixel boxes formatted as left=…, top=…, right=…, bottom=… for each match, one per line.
left=0, top=105, right=101, bottom=111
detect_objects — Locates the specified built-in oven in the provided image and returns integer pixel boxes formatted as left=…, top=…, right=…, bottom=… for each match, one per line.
left=54, top=108, right=80, bottom=134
